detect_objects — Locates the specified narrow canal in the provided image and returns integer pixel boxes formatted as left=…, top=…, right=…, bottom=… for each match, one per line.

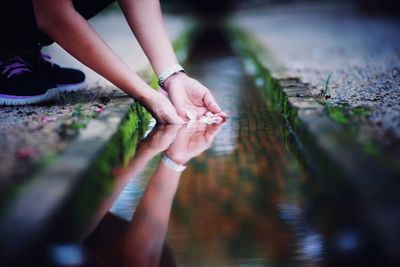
left=49, top=27, right=390, bottom=267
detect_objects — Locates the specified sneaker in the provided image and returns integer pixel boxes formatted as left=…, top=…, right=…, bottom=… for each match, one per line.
left=22, top=49, right=86, bottom=93
left=0, top=56, right=58, bottom=106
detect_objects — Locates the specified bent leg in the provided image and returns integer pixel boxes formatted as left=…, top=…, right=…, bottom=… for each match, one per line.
left=0, top=0, right=116, bottom=57
left=0, top=0, right=115, bottom=105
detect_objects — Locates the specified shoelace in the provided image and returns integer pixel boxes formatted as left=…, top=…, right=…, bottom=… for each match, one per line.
left=41, top=53, right=51, bottom=62
left=1, top=56, right=32, bottom=78
left=40, top=53, right=59, bottom=68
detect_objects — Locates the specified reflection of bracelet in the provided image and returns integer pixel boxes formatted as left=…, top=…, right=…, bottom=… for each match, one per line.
left=161, top=154, right=187, bottom=172
left=158, top=64, right=185, bottom=88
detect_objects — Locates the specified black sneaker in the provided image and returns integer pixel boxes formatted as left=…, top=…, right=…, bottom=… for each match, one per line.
left=22, top=49, right=86, bottom=93
left=0, top=56, right=58, bottom=105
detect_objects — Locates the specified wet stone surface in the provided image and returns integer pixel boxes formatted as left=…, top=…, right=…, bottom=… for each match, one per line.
left=235, top=2, right=400, bottom=141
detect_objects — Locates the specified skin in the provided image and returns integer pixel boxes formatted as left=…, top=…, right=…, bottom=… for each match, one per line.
left=123, top=124, right=221, bottom=267
left=83, top=124, right=180, bottom=238
left=84, top=124, right=222, bottom=266
left=32, top=0, right=226, bottom=124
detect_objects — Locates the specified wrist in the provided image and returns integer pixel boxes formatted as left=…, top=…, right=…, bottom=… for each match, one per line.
left=161, top=153, right=187, bottom=172
left=138, top=141, right=160, bottom=157
left=137, top=87, right=157, bottom=106
left=163, top=72, right=187, bottom=92
left=157, top=64, right=185, bottom=89
left=165, top=150, right=188, bottom=166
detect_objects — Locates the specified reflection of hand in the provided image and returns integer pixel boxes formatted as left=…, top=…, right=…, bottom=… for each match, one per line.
left=112, top=124, right=180, bottom=178
left=164, top=73, right=227, bottom=121
left=166, top=124, right=222, bottom=165
left=141, top=124, right=181, bottom=154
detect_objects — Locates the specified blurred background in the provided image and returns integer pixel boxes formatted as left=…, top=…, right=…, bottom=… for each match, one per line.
left=161, top=0, right=400, bottom=15
left=1, top=0, right=399, bottom=266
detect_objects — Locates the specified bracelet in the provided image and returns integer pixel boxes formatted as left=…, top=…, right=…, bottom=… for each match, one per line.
left=157, top=64, right=185, bottom=88
left=161, top=154, right=187, bottom=172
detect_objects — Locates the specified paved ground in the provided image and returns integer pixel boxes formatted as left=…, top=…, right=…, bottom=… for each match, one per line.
left=234, top=2, right=400, bottom=143
left=0, top=9, right=189, bottom=189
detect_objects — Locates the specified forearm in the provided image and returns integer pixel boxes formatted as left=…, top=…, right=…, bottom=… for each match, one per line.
left=33, top=0, right=153, bottom=102
left=123, top=163, right=181, bottom=266
left=130, top=163, right=180, bottom=232
left=118, top=0, right=179, bottom=75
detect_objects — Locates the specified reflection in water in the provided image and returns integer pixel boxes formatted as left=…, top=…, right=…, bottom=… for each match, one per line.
left=78, top=28, right=392, bottom=267
left=84, top=124, right=222, bottom=266
left=278, top=202, right=324, bottom=263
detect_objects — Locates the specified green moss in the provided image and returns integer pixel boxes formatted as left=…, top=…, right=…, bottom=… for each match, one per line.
left=325, top=105, right=371, bottom=133
left=362, top=141, right=380, bottom=158
left=327, top=106, right=350, bottom=126
left=226, top=23, right=400, bottom=200
left=227, top=26, right=298, bottom=128
left=225, top=24, right=355, bottom=182
left=351, top=107, right=371, bottom=118
left=1, top=22, right=196, bottom=235
left=57, top=101, right=150, bottom=239
left=50, top=25, right=196, bottom=238
left=324, top=73, right=332, bottom=96
left=227, top=24, right=374, bottom=136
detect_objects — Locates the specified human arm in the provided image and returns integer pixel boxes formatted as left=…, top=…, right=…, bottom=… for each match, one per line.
left=82, top=125, right=180, bottom=240
left=32, top=0, right=183, bottom=124
left=121, top=124, right=221, bottom=266
left=122, top=162, right=180, bottom=267
left=118, top=0, right=227, bottom=120
left=165, top=123, right=222, bottom=165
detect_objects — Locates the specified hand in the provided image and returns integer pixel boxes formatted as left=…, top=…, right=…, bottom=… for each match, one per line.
left=165, top=124, right=222, bottom=165
left=164, top=73, right=227, bottom=121
left=141, top=90, right=184, bottom=124
left=141, top=124, right=181, bottom=154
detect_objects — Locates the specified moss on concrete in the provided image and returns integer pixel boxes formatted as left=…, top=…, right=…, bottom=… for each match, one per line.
left=53, top=101, right=150, bottom=239
left=326, top=105, right=350, bottom=126
left=227, top=26, right=298, bottom=131
left=226, top=24, right=400, bottom=180
left=48, top=26, right=197, bottom=239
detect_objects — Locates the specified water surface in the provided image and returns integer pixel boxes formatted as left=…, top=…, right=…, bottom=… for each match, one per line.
left=78, top=29, right=390, bottom=267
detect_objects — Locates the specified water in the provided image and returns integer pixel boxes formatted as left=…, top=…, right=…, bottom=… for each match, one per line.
left=64, top=29, right=391, bottom=266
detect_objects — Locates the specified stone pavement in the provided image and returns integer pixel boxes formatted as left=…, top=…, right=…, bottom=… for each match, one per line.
left=234, top=2, right=400, bottom=143
left=0, top=8, right=189, bottom=190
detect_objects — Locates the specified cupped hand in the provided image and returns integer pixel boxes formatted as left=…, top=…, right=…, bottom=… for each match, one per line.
left=142, top=124, right=181, bottom=154
left=163, top=73, right=227, bottom=121
left=142, top=90, right=184, bottom=124
left=165, top=123, right=222, bottom=165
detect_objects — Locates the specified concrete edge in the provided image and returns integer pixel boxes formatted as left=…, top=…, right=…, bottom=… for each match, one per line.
left=0, top=96, right=149, bottom=263
left=227, top=25, right=400, bottom=261
left=0, top=23, right=197, bottom=265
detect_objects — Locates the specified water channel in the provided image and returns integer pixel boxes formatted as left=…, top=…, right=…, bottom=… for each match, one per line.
left=47, top=28, right=391, bottom=267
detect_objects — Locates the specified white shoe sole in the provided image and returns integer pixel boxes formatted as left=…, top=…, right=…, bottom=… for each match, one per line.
left=0, top=88, right=58, bottom=106
left=57, top=81, right=86, bottom=93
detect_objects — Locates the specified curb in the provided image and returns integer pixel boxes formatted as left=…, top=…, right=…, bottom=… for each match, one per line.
left=227, top=25, right=400, bottom=261
left=0, top=23, right=196, bottom=265
left=0, top=96, right=149, bottom=265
